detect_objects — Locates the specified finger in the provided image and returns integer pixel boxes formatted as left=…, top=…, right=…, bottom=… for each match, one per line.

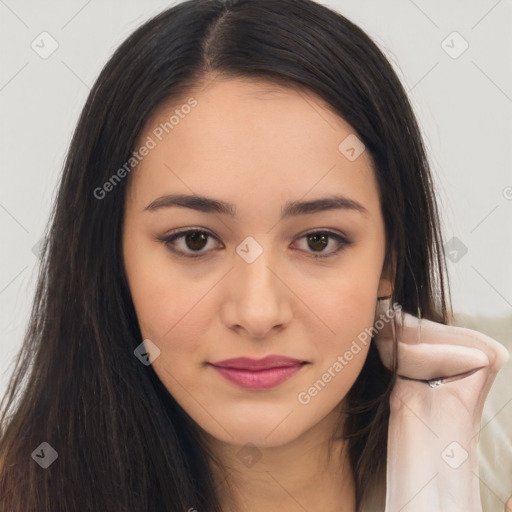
left=374, top=307, right=509, bottom=371
left=377, top=340, right=488, bottom=379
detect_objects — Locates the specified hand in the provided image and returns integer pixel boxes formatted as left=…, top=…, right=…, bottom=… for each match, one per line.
left=374, top=304, right=509, bottom=512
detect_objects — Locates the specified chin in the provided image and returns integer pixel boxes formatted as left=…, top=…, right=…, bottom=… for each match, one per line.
left=203, top=413, right=312, bottom=450
left=227, top=429, right=301, bottom=449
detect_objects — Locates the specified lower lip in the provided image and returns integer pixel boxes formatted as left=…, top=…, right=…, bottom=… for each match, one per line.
left=210, top=364, right=305, bottom=390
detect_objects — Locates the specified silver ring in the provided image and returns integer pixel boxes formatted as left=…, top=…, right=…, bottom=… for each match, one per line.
left=427, top=378, right=445, bottom=388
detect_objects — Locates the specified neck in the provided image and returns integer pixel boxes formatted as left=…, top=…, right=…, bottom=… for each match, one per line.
left=205, top=408, right=357, bottom=512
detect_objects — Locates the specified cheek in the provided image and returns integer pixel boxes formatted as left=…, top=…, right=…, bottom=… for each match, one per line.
left=294, top=248, right=383, bottom=391
left=126, top=264, right=213, bottom=398
left=129, top=273, right=212, bottom=357
left=123, top=227, right=212, bottom=345
left=295, top=287, right=374, bottom=417
left=314, top=288, right=374, bottom=383
left=294, top=252, right=383, bottom=347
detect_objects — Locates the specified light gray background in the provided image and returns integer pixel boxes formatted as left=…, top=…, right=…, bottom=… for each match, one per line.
left=1, top=0, right=511, bottom=508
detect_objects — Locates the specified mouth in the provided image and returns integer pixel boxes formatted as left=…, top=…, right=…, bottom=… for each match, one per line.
left=208, top=356, right=309, bottom=390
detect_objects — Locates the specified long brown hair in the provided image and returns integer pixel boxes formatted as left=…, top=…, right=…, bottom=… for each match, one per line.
left=0, top=0, right=451, bottom=510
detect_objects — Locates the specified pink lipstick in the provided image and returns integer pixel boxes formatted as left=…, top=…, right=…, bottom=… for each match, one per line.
left=209, top=355, right=307, bottom=390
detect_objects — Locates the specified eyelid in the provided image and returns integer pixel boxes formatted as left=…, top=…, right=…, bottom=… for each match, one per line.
left=290, top=229, right=351, bottom=259
left=157, top=227, right=352, bottom=259
left=157, top=227, right=222, bottom=258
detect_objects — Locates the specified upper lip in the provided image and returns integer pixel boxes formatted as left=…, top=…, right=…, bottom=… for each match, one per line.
left=209, top=355, right=306, bottom=370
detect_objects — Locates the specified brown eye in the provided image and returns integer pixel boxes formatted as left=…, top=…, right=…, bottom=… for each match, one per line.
left=184, top=231, right=208, bottom=251
left=306, top=233, right=329, bottom=252
left=160, top=229, right=221, bottom=258
left=293, top=230, right=351, bottom=259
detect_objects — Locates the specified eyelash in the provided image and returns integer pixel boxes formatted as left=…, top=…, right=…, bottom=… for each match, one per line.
left=157, top=228, right=352, bottom=260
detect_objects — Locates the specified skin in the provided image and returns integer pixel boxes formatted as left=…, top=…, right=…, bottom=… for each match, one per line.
left=122, top=75, right=393, bottom=512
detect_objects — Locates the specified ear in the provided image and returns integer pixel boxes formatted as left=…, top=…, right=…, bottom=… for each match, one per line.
left=377, top=248, right=395, bottom=299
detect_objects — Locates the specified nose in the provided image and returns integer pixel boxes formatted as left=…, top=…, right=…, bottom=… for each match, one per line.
left=220, top=247, right=293, bottom=339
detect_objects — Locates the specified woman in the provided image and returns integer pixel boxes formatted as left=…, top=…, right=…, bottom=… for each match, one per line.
left=0, top=0, right=507, bottom=510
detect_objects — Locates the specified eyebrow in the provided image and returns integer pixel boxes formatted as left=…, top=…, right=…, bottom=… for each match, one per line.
left=144, top=193, right=368, bottom=218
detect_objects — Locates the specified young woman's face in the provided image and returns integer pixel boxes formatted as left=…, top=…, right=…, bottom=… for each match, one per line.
left=123, top=77, right=392, bottom=447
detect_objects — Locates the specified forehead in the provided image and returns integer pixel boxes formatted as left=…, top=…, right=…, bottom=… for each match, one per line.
left=127, top=77, right=378, bottom=213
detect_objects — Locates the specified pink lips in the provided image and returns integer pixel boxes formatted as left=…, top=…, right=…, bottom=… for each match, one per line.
left=209, top=356, right=307, bottom=390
